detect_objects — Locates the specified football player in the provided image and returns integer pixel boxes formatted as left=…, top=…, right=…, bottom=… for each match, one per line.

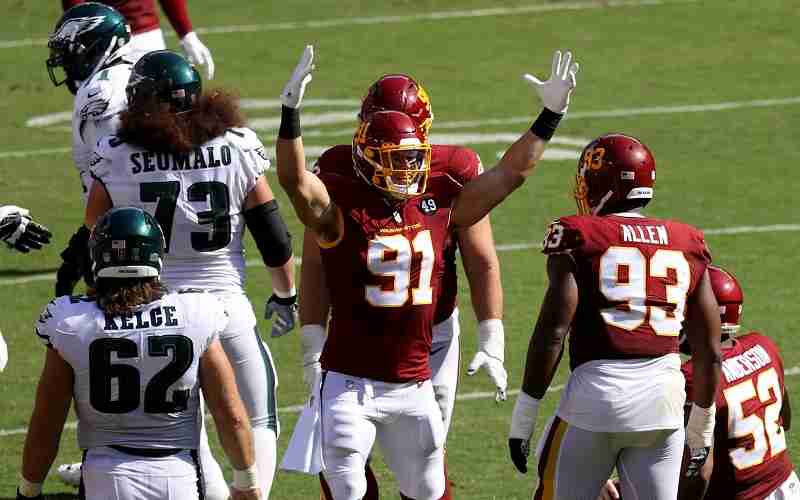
left=0, top=205, right=52, bottom=253
left=46, top=3, right=135, bottom=296
left=292, top=74, right=506, bottom=500
left=276, top=45, right=578, bottom=500
left=508, top=133, right=722, bottom=499
left=81, top=51, right=296, bottom=499
left=679, top=265, right=799, bottom=499
left=17, top=207, right=259, bottom=500
left=61, top=0, right=214, bottom=76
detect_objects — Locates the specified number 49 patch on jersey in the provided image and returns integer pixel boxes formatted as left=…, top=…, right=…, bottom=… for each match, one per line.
left=419, top=197, right=438, bottom=215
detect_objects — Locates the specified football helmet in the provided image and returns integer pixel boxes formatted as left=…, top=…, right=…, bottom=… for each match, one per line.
left=359, top=74, right=434, bottom=138
left=46, top=2, right=131, bottom=95
left=352, top=110, right=432, bottom=200
left=574, top=133, right=656, bottom=215
left=708, top=265, right=743, bottom=338
left=90, top=207, right=165, bottom=279
left=126, top=50, right=202, bottom=113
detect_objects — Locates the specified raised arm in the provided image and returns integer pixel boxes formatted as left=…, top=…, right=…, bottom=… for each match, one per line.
left=275, top=45, right=342, bottom=245
left=508, top=253, right=578, bottom=473
left=451, top=50, right=579, bottom=228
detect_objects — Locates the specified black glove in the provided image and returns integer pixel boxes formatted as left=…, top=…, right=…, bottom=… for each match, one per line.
left=16, top=488, right=43, bottom=500
left=508, top=438, right=531, bottom=473
left=0, top=212, right=52, bottom=253
left=685, top=447, right=711, bottom=478
left=264, top=293, right=299, bottom=337
left=55, top=225, right=92, bottom=297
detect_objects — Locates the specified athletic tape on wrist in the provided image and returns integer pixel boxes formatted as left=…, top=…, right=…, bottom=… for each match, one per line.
left=530, top=107, right=563, bottom=141
left=279, top=105, right=301, bottom=139
left=687, top=402, right=716, bottom=448
left=232, top=464, right=259, bottom=490
left=509, top=392, right=541, bottom=439
left=274, top=287, right=297, bottom=299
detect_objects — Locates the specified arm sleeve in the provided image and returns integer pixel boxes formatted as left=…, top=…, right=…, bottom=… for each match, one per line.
left=158, top=0, right=193, bottom=37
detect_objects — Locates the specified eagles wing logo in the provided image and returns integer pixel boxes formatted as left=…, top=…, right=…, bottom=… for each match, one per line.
left=51, top=16, right=105, bottom=44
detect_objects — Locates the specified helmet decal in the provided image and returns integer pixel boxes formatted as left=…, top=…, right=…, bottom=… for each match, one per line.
left=51, top=16, right=105, bottom=45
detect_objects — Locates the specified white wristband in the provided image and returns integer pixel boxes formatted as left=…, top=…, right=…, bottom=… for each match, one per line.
left=686, top=402, right=716, bottom=449
left=18, top=475, right=42, bottom=497
left=232, top=464, right=259, bottom=490
left=300, top=324, right=325, bottom=365
left=509, top=391, right=540, bottom=440
left=274, top=286, right=297, bottom=299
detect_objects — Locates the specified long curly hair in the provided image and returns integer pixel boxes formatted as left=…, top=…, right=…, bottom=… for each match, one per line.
left=117, top=89, right=246, bottom=153
left=96, top=277, right=167, bottom=316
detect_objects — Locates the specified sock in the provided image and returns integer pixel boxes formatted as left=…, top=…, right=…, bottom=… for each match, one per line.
left=253, top=426, right=277, bottom=498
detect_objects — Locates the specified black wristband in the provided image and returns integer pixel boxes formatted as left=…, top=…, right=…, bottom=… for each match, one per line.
left=279, top=105, right=301, bottom=139
left=530, top=107, right=563, bottom=141
left=269, top=293, right=297, bottom=306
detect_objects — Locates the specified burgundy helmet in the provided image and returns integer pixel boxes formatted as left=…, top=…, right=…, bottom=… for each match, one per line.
left=574, top=134, right=656, bottom=215
left=359, top=74, right=433, bottom=138
left=708, top=265, right=744, bottom=338
left=352, top=110, right=431, bottom=200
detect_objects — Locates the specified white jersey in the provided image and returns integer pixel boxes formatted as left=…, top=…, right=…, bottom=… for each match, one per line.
left=90, top=127, right=270, bottom=292
left=72, top=55, right=133, bottom=196
left=556, top=353, right=686, bottom=433
left=36, top=291, right=227, bottom=450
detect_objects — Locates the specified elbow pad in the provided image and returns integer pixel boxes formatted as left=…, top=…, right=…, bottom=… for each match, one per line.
left=243, top=200, right=292, bottom=267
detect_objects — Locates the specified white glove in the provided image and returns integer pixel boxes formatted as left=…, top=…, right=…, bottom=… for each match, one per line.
left=180, top=32, right=215, bottom=80
left=523, top=50, right=579, bottom=114
left=281, top=45, right=314, bottom=109
left=686, top=402, right=716, bottom=449
left=0, top=328, right=7, bottom=372
left=466, top=319, right=508, bottom=401
left=300, top=324, right=325, bottom=392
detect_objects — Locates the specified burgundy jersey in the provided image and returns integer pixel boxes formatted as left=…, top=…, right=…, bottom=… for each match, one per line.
left=683, top=332, right=794, bottom=500
left=316, top=165, right=460, bottom=382
left=313, top=144, right=481, bottom=325
left=62, top=0, right=192, bottom=36
left=542, top=214, right=711, bottom=369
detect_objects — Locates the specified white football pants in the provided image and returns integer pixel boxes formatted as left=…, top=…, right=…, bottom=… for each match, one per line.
left=197, top=292, right=279, bottom=500
left=430, top=308, right=461, bottom=437
left=320, top=371, right=446, bottom=500
left=534, top=416, right=684, bottom=500
left=82, top=446, right=201, bottom=500
left=765, top=471, right=800, bottom=499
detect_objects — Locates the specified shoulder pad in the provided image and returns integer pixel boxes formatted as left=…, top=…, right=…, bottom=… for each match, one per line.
left=77, top=68, right=127, bottom=123
left=225, top=127, right=264, bottom=151
left=435, top=146, right=482, bottom=184
left=541, top=217, right=585, bottom=255
left=35, top=296, right=77, bottom=348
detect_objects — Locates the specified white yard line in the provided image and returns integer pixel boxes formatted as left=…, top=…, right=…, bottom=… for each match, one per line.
left=0, top=0, right=692, bottom=49
left=5, top=95, right=800, bottom=160
left=2, top=223, right=799, bottom=286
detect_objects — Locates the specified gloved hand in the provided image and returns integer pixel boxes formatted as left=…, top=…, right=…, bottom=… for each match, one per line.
left=300, top=324, right=325, bottom=393
left=466, top=319, right=508, bottom=402
left=0, top=206, right=52, bottom=253
left=265, top=293, right=299, bottom=337
left=508, top=391, right=541, bottom=473
left=523, top=50, right=579, bottom=114
left=180, top=32, right=215, bottom=79
left=281, top=45, right=314, bottom=109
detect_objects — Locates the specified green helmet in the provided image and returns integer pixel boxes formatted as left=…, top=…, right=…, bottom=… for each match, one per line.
left=127, top=50, right=202, bottom=113
left=90, top=207, right=165, bottom=279
left=46, top=2, right=131, bottom=95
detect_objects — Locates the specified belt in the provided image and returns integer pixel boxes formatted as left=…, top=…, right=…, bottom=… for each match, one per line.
left=109, top=445, right=184, bottom=458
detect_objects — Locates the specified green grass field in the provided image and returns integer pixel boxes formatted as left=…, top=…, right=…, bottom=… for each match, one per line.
left=1, top=0, right=800, bottom=498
